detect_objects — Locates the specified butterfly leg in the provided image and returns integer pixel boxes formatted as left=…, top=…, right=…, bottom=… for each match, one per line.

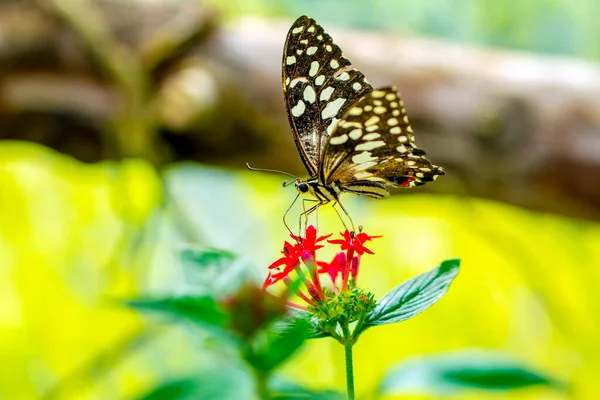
left=334, top=201, right=356, bottom=234
left=300, top=198, right=320, bottom=235
left=283, top=192, right=301, bottom=235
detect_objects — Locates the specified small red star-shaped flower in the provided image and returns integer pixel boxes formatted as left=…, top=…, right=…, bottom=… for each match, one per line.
left=263, top=240, right=302, bottom=289
left=328, top=230, right=382, bottom=255
left=317, top=251, right=347, bottom=285
left=291, top=225, right=332, bottom=256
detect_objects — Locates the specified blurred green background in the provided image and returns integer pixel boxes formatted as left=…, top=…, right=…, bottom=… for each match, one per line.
left=1, top=0, right=599, bottom=399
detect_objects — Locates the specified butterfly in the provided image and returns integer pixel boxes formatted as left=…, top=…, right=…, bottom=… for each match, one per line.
left=282, top=16, right=445, bottom=231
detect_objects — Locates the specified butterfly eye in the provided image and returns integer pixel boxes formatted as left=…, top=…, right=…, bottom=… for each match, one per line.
left=298, top=183, right=309, bottom=193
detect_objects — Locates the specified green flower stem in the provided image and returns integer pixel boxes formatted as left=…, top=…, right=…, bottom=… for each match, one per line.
left=344, top=341, right=355, bottom=400
left=352, top=315, right=367, bottom=341
left=342, top=324, right=355, bottom=400
left=253, top=368, right=270, bottom=400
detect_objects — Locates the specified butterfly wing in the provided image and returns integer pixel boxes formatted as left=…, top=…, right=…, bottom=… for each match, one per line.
left=320, top=87, right=445, bottom=198
left=282, top=16, right=373, bottom=176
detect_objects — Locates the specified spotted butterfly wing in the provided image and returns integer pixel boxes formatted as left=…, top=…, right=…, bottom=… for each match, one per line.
left=282, top=15, right=372, bottom=176
left=321, top=87, right=445, bottom=197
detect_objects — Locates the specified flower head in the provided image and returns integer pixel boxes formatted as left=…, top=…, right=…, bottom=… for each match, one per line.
left=264, top=225, right=381, bottom=323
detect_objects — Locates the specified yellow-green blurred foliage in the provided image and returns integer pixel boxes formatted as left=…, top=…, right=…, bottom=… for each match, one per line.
left=2, top=142, right=599, bottom=399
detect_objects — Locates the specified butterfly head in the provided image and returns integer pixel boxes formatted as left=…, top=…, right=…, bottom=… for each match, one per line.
left=295, top=180, right=316, bottom=196
left=296, top=181, right=310, bottom=193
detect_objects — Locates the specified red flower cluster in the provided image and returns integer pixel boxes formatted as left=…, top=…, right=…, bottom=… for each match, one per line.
left=264, top=225, right=381, bottom=309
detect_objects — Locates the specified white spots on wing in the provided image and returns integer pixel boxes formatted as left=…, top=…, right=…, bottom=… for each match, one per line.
left=365, top=116, right=380, bottom=126
left=326, top=117, right=340, bottom=136
left=354, top=172, right=369, bottom=179
left=366, top=124, right=378, bottom=132
left=308, top=26, right=315, bottom=33
left=336, top=72, right=350, bottom=81
left=290, top=77, right=308, bottom=88
left=352, top=151, right=377, bottom=164
left=392, top=109, right=400, bottom=116
left=371, top=90, right=386, bottom=98
left=296, top=49, right=303, bottom=55
left=309, top=61, right=320, bottom=77
left=329, top=134, right=348, bottom=145
left=320, top=86, right=335, bottom=101
left=348, top=129, right=363, bottom=140
left=321, top=98, right=347, bottom=119
left=373, top=100, right=383, bottom=106
left=415, top=172, right=425, bottom=178
left=390, top=127, right=402, bottom=134
left=397, top=135, right=407, bottom=143
left=400, top=100, right=405, bottom=107
left=385, top=93, right=396, bottom=101
left=330, top=59, right=339, bottom=69
left=292, top=26, right=304, bottom=34
left=374, top=106, right=386, bottom=114
left=420, top=167, right=432, bottom=172
left=300, top=39, right=308, bottom=45
left=317, top=35, right=323, bottom=40
left=285, top=77, right=290, bottom=86
left=407, top=160, right=417, bottom=166
left=406, top=126, right=414, bottom=133
left=364, top=105, right=373, bottom=112
left=315, top=75, right=325, bottom=85
left=362, top=132, right=381, bottom=141
left=303, top=86, right=316, bottom=103
left=387, top=118, right=399, bottom=126
left=291, top=100, right=306, bottom=117
left=403, top=116, right=409, bottom=123
left=390, top=102, right=398, bottom=108
left=356, top=140, right=385, bottom=151
left=326, top=45, right=333, bottom=52
left=397, top=145, right=408, bottom=153
left=340, top=120, right=361, bottom=128
left=286, top=56, right=296, bottom=65
left=352, top=82, right=362, bottom=91
left=307, top=46, right=318, bottom=56
left=348, top=107, right=362, bottom=116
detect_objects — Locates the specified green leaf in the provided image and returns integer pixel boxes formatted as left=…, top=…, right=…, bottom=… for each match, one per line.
left=248, top=316, right=310, bottom=372
left=136, top=367, right=253, bottom=400
left=269, top=378, right=344, bottom=400
left=136, top=379, right=199, bottom=400
left=180, top=248, right=236, bottom=270
left=362, top=259, right=460, bottom=330
left=126, top=296, right=228, bottom=332
left=273, top=311, right=331, bottom=339
left=379, top=351, right=563, bottom=396
left=179, top=248, right=246, bottom=294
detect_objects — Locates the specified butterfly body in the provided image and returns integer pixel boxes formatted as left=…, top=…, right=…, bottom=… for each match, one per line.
left=282, top=16, right=444, bottom=229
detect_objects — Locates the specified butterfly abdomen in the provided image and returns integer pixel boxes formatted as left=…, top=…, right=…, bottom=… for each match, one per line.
left=339, top=181, right=389, bottom=199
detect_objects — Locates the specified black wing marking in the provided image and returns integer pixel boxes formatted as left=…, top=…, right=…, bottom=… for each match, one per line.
left=321, top=87, right=444, bottom=194
left=282, top=15, right=373, bottom=176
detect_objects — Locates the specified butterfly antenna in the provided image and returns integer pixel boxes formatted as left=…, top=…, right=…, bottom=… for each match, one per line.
left=282, top=178, right=297, bottom=187
left=246, top=163, right=298, bottom=180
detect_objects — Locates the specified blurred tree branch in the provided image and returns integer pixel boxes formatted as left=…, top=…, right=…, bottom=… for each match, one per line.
left=44, top=0, right=156, bottom=162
